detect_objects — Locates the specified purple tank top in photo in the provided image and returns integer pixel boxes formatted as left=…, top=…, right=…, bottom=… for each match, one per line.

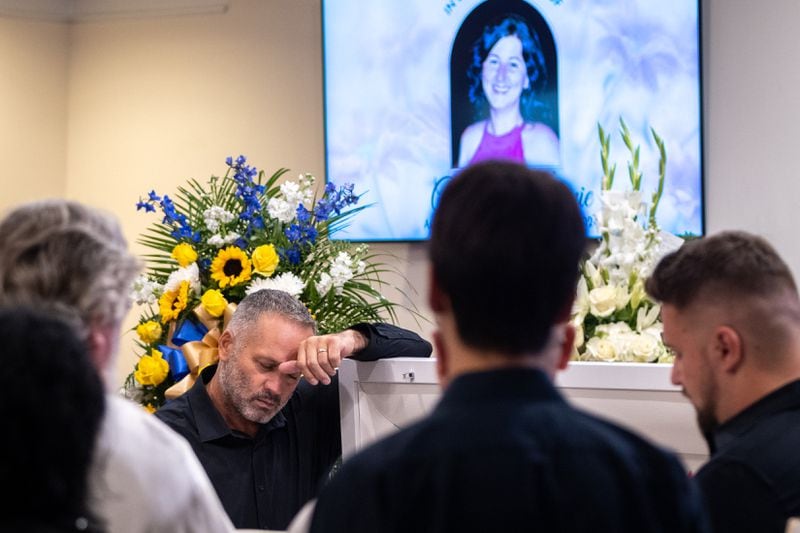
left=469, top=123, right=525, bottom=165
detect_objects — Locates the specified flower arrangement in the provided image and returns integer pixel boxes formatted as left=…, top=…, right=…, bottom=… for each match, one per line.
left=125, top=156, right=405, bottom=410
left=571, top=119, right=684, bottom=363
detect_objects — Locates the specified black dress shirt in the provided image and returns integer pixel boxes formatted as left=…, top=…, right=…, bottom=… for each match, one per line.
left=155, top=323, right=431, bottom=530
left=310, top=368, right=709, bottom=533
left=695, top=379, right=800, bottom=533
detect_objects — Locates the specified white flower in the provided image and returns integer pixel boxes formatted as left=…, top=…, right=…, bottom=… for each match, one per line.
left=281, top=179, right=313, bottom=210
left=573, top=277, right=589, bottom=318
left=327, top=252, right=355, bottom=294
left=584, top=260, right=603, bottom=289
left=202, top=205, right=235, bottom=233
left=131, top=275, right=162, bottom=305
left=628, top=332, right=662, bottom=363
left=588, top=286, right=617, bottom=318
left=164, top=263, right=201, bottom=294
left=317, top=272, right=333, bottom=295
left=246, top=273, right=306, bottom=297
left=636, top=304, right=661, bottom=332
left=585, top=337, right=617, bottom=362
left=207, top=231, right=241, bottom=248
left=267, top=197, right=295, bottom=223
left=573, top=320, right=585, bottom=349
left=595, top=321, right=632, bottom=338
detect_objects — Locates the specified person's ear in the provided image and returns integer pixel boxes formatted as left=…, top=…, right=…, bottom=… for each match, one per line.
left=433, top=330, right=450, bottom=388
left=428, top=266, right=450, bottom=314
left=714, top=325, right=743, bottom=373
left=87, top=327, right=112, bottom=372
left=217, top=330, right=235, bottom=361
left=556, top=323, right=575, bottom=371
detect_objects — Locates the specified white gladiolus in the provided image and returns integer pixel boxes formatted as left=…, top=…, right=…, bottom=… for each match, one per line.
left=317, top=272, right=333, bottom=295
left=573, top=277, right=589, bottom=318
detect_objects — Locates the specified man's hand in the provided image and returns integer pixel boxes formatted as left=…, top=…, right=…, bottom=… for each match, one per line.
left=279, top=329, right=368, bottom=385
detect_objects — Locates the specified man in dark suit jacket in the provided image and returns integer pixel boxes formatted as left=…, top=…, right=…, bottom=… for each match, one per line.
left=309, top=161, right=709, bottom=533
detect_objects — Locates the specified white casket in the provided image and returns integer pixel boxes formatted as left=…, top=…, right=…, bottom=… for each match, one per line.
left=338, top=358, right=708, bottom=473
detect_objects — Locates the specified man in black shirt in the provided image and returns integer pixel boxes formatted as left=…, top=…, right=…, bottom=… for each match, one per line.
left=156, top=289, right=431, bottom=530
left=309, top=161, right=708, bottom=533
left=647, top=231, right=800, bottom=533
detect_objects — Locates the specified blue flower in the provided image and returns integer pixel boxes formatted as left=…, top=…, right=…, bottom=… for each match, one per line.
left=296, top=204, right=311, bottom=223
left=136, top=200, right=156, bottom=213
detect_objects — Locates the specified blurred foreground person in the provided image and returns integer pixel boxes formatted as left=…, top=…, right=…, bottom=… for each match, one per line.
left=309, top=161, right=708, bottom=533
left=0, top=200, right=234, bottom=533
left=0, top=307, right=104, bottom=532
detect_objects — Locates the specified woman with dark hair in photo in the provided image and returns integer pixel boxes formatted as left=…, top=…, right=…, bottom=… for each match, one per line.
left=458, top=14, right=559, bottom=168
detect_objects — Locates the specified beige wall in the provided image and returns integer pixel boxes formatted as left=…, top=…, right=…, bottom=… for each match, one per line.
left=61, top=0, right=434, bottom=385
left=0, top=16, right=68, bottom=207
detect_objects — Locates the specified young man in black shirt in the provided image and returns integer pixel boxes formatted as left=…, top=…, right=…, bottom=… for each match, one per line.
left=648, top=231, right=800, bottom=533
left=309, top=161, right=708, bottom=533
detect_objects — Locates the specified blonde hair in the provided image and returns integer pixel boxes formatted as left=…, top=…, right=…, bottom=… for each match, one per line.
left=0, top=200, right=140, bottom=336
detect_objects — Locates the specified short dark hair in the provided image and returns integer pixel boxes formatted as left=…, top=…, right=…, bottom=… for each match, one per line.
left=430, top=160, right=585, bottom=354
left=0, top=306, right=106, bottom=530
left=646, top=230, right=799, bottom=309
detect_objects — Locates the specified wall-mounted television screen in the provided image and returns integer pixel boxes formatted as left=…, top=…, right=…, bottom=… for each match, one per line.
left=322, top=0, right=703, bottom=241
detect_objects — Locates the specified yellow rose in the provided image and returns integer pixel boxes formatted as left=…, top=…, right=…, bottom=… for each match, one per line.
left=201, top=289, right=227, bottom=318
left=135, top=320, right=163, bottom=344
left=171, top=243, right=198, bottom=268
left=251, top=244, right=279, bottom=276
left=135, top=349, right=169, bottom=386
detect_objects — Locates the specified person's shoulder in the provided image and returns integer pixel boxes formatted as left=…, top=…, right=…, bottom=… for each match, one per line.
left=521, top=122, right=560, bottom=167
left=91, top=396, right=234, bottom=532
left=458, top=121, right=487, bottom=166
left=461, top=120, right=485, bottom=140
left=521, top=121, right=558, bottom=139
left=102, top=395, right=197, bottom=460
left=153, top=390, right=192, bottom=424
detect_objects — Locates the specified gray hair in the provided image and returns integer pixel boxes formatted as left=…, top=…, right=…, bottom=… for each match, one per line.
left=0, top=200, right=140, bottom=337
left=227, top=289, right=317, bottom=337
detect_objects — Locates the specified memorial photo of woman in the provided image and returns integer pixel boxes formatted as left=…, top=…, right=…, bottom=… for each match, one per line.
left=456, top=14, right=559, bottom=168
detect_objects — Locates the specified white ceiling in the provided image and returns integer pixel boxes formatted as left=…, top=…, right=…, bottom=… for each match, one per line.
left=0, top=0, right=228, bottom=22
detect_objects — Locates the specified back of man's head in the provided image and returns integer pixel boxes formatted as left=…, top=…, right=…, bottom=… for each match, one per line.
left=429, top=161, right=585, bottom=355
left=647, top=230, right=798, bottom=309
left=0, top=200, right=140, bottom=338
left=647, top=230, right=800, bottom=367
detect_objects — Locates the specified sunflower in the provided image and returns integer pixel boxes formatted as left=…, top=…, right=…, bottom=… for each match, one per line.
left=159, top=280, right=190, bottom=323
left=211, top=246, right=253, bottom=288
